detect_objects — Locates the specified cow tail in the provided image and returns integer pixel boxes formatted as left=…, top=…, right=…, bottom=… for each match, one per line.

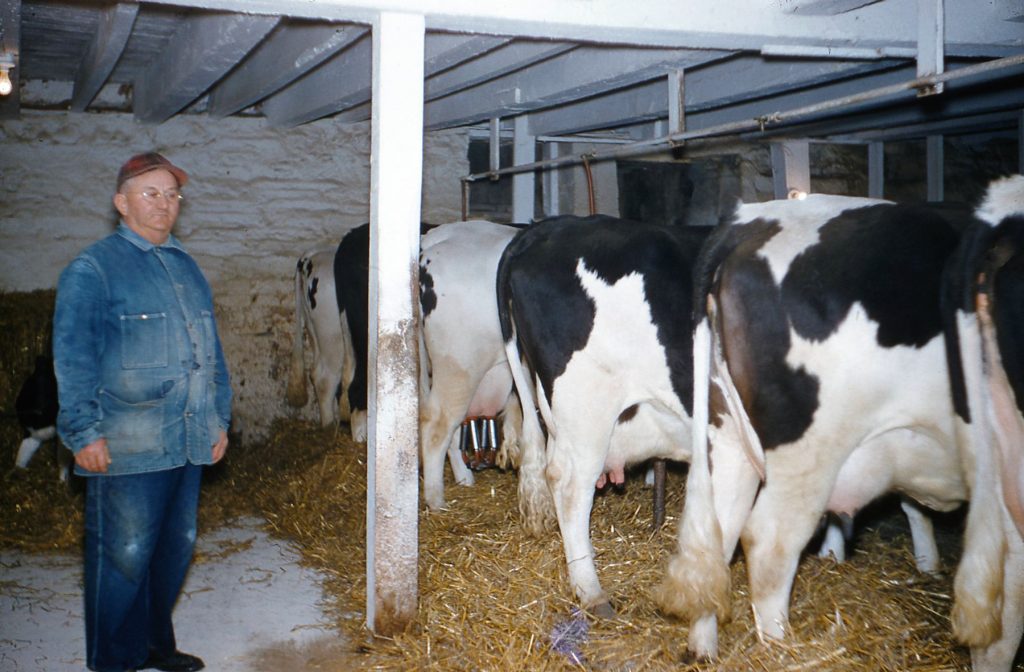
left=286, top=257, right=310, bottom=408
left=502, top=323, right=556, bottom=536
left=953, top=211, right=1024, bottom=651
left=656, top=220, right=744, bottom=629
left=656, top=313, right=731, bottom=627
left=978, top=275, right=1024, bottom=539
left=977, top=209, right=1024, bottom=540
left=951, top=307, right=1008, bottom=649
left=497, top=251, right=556, bottom=536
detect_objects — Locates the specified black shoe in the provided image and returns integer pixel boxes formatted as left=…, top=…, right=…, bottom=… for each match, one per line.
left=139, top=650, right=205, bottom=672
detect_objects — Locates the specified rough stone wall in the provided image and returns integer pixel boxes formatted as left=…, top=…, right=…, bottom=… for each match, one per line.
left=0, top=110, right=468, bottom=442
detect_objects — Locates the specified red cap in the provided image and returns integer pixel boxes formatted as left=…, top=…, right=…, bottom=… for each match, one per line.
left=116, top=152, right=189, bottom=191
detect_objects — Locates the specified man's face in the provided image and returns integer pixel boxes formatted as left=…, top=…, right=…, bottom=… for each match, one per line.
left=113, top=168, right=182, bottom=245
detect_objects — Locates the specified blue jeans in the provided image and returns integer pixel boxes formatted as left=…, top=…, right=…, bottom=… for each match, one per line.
left=84, top=463, right=202, bottom=672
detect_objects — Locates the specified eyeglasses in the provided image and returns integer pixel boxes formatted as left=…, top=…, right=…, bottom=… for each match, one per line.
left=128, top=187, right=184, bottom=203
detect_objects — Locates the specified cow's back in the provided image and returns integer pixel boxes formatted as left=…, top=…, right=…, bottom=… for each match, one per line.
left=498, top=214, right=710, bottom=413
left=711, top=196, right=970, bottom=450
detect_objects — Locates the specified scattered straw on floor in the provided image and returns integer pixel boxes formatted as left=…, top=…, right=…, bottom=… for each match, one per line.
left=205, top=420, right=979, bottom=671
left=0, top=415, right=989, bottom=670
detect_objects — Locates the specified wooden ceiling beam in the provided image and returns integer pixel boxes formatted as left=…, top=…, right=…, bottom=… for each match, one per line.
left=133, top=12, right=280, bottom=123
left=70, top=3, right=138, bottom=112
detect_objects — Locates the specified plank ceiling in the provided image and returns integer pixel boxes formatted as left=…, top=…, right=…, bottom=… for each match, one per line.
left=1, top=0, right=1022, bottom=145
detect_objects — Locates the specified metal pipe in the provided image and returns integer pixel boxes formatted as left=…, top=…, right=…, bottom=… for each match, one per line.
left=761, top=44, right=916, bottom=60
left=458, top=420, right=469, bottom=461
left=535, top=135, right=634, bottom=144
left=469, top=418, right=480, bottom=454
left=477, top=417, right=489, bottom=449
left=461, top=53, right=1024, bottom=184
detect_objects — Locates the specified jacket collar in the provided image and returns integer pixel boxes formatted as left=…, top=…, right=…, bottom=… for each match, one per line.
left=116, top=222, right=186, bottom=253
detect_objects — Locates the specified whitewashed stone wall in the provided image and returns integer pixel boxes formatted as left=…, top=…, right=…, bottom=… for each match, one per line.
left=0, top=110, right=469, bottom=442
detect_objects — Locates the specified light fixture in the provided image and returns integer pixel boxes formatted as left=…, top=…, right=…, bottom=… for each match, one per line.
left=0, top=53, right=16, bottom=96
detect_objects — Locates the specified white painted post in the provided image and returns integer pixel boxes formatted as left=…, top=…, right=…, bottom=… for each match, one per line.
left=770, top=140, right=810, bottom=199
left=366, top=10, right=424, bottom=636
left=916, top=0, right=944, bottom=96
left=513, top=114, right=535, bottom=223
left=489, top=116, right=501, bottom=173
left=542, top=141, right=560, bottom=217
left=668, top=69, right=685, bottom=135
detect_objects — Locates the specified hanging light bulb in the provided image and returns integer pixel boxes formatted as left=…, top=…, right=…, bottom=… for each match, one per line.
left=0, top=54, right=15, bottom=97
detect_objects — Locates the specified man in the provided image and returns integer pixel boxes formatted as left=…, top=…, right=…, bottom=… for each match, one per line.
left=53, top=152, right=232, bottom=672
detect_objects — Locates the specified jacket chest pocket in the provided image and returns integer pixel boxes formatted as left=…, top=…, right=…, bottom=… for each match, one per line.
left=120, top=312, right=169, bottom=369
left=199, top=310, right=216, bottom=364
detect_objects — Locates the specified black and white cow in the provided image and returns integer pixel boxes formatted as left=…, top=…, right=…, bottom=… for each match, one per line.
left=289, top=222, right=418, bottom=442
left=288, top=223, right=426, bottom=443
left=943, top=175, right=1024, bottom=670
left=659, top=183, right=1022, bottom=671
left=288, top=220, right=524, bottom=507
left=287, top=245, right=354, bottom=431
left=328, top=223, right=372, bottom=443
left=497, top=215, right=711, bottom=617
left=14, top=354, right=71, bottom=481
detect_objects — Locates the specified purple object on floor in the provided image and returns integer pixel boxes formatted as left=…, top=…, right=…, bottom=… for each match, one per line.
left=549, top=608, right=589, bottom=665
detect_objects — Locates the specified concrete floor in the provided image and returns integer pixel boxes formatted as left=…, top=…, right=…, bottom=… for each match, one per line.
left=0, top=516, right=344, bottom=671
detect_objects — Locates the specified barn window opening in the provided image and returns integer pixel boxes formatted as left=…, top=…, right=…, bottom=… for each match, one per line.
left=466, top=138, right=513, bottom=223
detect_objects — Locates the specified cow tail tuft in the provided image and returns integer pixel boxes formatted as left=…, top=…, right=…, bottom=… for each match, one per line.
left=656, top=316, right=731, bottom=624
left=501, top=323, right=556, bottom=535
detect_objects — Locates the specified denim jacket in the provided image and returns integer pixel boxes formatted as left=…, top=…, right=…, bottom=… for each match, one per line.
left=54, top=224, right=232, bottom=476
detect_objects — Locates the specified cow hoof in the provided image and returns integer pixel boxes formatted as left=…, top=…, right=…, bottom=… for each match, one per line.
left=680, top=649, right=713, bottom=664
left=589, top=601, right=616, bottom=620
left=350, top=413, right=368, bottom=444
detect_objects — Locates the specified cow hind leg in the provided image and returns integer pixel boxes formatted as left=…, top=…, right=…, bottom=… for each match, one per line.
left=420, top=398, right=455, bottom=510
left=546, top=438, right=613, bottom=617
left=420, top=390, right=474, bottom=510
left=15, top=436, right=43, bottom=469
left=743, top=473, right=834, bottom=643
left=350, top=409, right=368, bottom=444
left=497, top=393, right=523, bottom=469
left=57, top=443, right=74, bottom=483
left=816, top=514, right=850, bottom=562
left=446, top=432, right=474, bottom=487
left=900, top=497, right=940, bottom=575
left=312, top=360, right=341, bottom=428
left=659, top=417, right=761, bottom=661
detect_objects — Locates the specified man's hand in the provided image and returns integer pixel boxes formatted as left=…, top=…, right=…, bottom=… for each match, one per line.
left=212, top=430, right=229, bottom=464
left=75, top=438, right=111, bottom=473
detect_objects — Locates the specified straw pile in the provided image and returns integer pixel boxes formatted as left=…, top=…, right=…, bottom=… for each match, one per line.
left=0, top=288, right=991, bottom=670
left=0, top=290, right=84, bottom=551
left=201, top=420, right=979, bottom=672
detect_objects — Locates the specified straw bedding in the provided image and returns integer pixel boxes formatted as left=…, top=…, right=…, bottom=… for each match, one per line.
left=0, top=291, right=996, bottom=671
